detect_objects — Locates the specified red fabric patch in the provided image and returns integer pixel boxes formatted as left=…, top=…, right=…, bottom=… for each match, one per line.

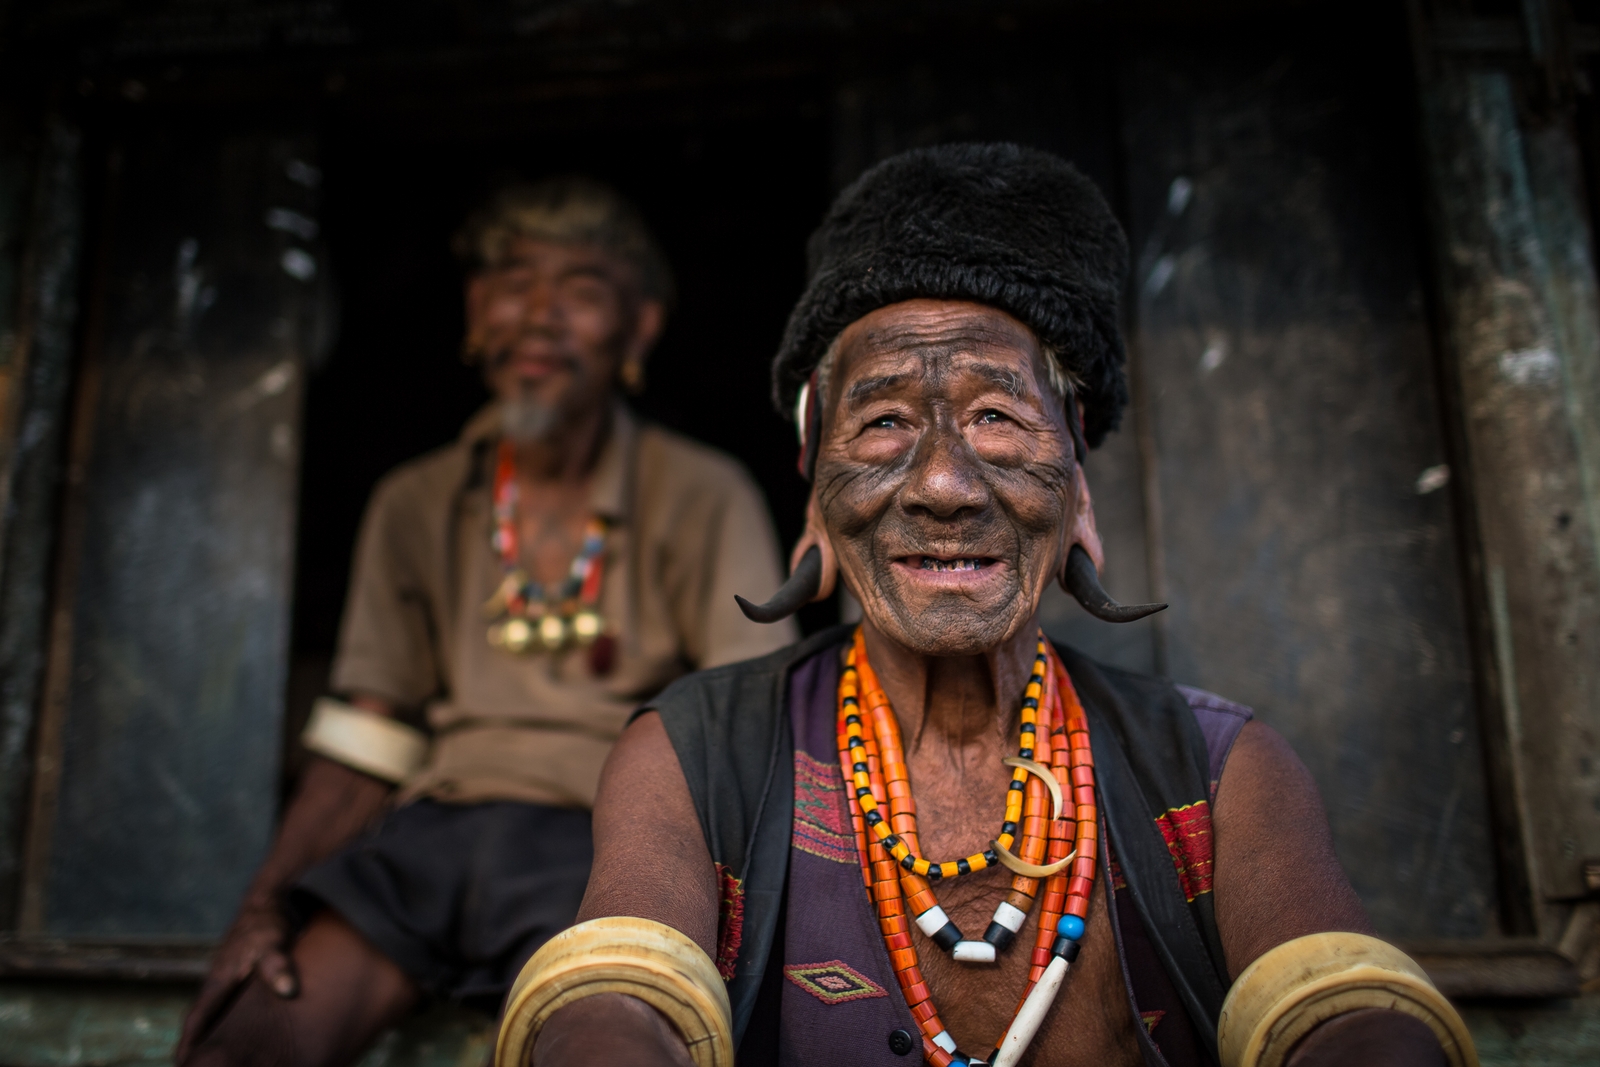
left=792, top=752, right=856, bottom=864
left=1155, top=800, right=1214, bottom=901
left=714, top=862, right=745, bottom=980
left=1141, top=1009, right=1167, bottom=1034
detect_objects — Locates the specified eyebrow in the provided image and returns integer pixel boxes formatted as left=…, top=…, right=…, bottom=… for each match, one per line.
left=967, top=362, right=1028, bottom=398
left=845, top=373, right=914, bottom=408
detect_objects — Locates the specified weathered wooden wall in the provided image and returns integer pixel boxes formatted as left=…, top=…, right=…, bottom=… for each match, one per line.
left=0, top=117, right=84, bottom=932
left=1416, top=53, right=1600, bottom=936
left=16, top=130, right=320, bottom=938
left=1124, top=34, right=1497, bottom=940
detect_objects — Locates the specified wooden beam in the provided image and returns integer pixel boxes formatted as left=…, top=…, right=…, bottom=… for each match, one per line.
left=1413, top=58, right=1600, bottom=936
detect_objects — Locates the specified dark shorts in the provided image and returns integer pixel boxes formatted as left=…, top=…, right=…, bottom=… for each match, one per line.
left=294, top=799, right=593, bottom=1006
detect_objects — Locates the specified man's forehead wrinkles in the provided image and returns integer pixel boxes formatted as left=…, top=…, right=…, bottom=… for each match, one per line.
left=841, top=356, right=1036, bottom=404
left=856, top=316, right=1032, bottom=353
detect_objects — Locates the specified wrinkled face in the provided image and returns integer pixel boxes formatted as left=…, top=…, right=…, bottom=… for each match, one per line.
left=814, top=300, right=1079, bottom=657
left=466, top=237, right=643, bottom=439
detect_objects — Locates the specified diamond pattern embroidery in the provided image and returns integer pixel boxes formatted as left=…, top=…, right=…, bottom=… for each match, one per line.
left=784, top=959, right=889, bottom=1005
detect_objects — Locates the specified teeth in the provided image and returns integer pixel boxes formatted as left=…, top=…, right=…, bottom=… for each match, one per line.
left=920, top=557, right=985, bottom=572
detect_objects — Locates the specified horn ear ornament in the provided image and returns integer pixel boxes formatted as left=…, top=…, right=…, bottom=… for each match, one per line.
left=1063, top=544, right=1167, bottom=623
left=735, top=545, right=822, bottom=623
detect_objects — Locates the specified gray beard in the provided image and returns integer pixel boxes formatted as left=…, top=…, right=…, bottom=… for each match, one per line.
left=501, top=396, right=562, bottom=444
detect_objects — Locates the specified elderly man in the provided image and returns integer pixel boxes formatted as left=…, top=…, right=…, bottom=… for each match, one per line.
left=177, top=178, right=796, bottom=1067
left=500, top=147, right=1475, bottom=1067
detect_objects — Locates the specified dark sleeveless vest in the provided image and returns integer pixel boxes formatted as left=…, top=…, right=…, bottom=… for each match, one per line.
left=640, top=626, right=1251, bottom=1067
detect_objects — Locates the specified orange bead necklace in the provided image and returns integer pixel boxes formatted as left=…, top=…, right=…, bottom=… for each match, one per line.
left=836, top=628, right=1099, bottom=1067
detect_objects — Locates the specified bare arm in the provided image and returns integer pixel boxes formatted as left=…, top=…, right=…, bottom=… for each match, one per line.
left=1213, top=721, right=1446, bottom=1066
left=176, top=695, right=396, bottom=1062
left=532, top=711, right=719, bottom=1067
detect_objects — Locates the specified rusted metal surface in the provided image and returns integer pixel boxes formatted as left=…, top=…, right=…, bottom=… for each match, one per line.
left=0, top=119, right=83, bottom=931
left=17, top=131, right=320, bottom=938
left=1416, top=65, right=1600, bottom=936
left=1124, top=38, right=1497, bottom=939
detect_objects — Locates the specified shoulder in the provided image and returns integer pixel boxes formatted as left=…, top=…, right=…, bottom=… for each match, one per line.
left=365, top=438, right=475, bottom=523
left=639, top=626, right=849, bottom=730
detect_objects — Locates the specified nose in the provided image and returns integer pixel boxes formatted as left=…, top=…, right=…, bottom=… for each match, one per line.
left=899, top=418, right=991, bottom=520
left=518, top=280, right=562, bottom=333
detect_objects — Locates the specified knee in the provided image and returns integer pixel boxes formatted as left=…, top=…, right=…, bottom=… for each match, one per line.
left=182, top=981, right=296, bottom=1067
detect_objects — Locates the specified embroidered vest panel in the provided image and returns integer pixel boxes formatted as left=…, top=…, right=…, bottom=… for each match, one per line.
left=778, top=649, right=919, bottom=1067
left=1106, top=687, right=1252, bottom=1067
left=644, top=629, right=1250, bottom=1056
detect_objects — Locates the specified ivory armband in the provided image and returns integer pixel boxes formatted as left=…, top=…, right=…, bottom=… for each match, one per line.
left=301, top=698, right=428, bottom=784
left=1217, top=932, right=1477, bottom=1067
left=497, top=916, right=733, bottom=1067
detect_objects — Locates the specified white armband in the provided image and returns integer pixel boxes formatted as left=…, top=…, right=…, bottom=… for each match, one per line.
left=301, top=697, right=428, bottom=784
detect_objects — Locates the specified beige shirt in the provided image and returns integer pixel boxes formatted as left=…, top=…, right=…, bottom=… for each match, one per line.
left=330, top=401, right=797, bottom=807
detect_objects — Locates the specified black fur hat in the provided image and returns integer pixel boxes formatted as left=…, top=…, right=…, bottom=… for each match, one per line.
left=774, top=142, right=1129, bottom=449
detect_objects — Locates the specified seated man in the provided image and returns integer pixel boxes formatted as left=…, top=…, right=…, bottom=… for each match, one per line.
left=177, top=178, right=796, bottom=1067
left=502, top=146, right=1476, bottom=1067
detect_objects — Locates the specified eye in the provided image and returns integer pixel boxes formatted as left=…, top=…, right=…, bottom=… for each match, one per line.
left=976, top=409, right=1009, bottom=425
left=866, top=415, right=898, bottom=430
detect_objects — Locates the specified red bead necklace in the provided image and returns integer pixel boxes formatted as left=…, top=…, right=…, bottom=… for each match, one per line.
left=483, top=441, right=609, bottom=655
left=836, top=628, right=1099, bottom=1066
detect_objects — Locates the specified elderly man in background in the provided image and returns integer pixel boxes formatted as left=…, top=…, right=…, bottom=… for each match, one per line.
left=177, top=178, right=796, bottom=1067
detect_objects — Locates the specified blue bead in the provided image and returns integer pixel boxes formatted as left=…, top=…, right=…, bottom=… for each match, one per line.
left=1057, top=915, right=1086, bottom=940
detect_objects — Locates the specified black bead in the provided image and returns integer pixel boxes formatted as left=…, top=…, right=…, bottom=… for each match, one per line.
left=888, top=1030, right=915, bottom=1056
left=1051, top=936, right=1083, bottom=962
left=1001, top=822, right=1018, bottom=835
left=957, top=857, right=971, bottom=875
left=983, top=921, right=1016, bottom=950
left=983, top=849, right=999, bottom=864
left=1009, top=780, right=1024, bottom=791
left=930, top=921, right=963, bottom=951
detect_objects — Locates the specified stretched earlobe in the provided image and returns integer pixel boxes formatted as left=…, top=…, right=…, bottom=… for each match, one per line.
left=735, top=497, right=838, bottom=623
left=1061, top=544, right=1166, bottom=623
left=736, top=545, right=823, bottom=623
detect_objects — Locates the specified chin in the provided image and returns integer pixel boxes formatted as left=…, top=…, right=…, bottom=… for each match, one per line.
left=873, top=593, right=1028, bottom=658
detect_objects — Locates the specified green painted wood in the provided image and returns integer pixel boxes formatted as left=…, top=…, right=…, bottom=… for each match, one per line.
left=0, top=983, right=495, bottom=1067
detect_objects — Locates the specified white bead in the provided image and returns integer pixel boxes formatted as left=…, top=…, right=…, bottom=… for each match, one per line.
left=953, top=940, right=997, bottom=963
left=992, top=955, right=1070, bottom=1067
left=914, top=905, right=951, bottom=938
left=992, top=901, right=1028, bottom=933
left=932, top=1030, right=957, bottom=1054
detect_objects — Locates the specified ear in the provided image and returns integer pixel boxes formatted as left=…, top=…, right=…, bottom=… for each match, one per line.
left=1065, top=462, right=1105, bottom=574
left=621, top=299, right=666, bottom=381
left=791, top=492, right=839, bottom=603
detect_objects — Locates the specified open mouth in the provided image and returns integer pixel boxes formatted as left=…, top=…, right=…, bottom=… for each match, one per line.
left=903, top=555, right=998, bottom=572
